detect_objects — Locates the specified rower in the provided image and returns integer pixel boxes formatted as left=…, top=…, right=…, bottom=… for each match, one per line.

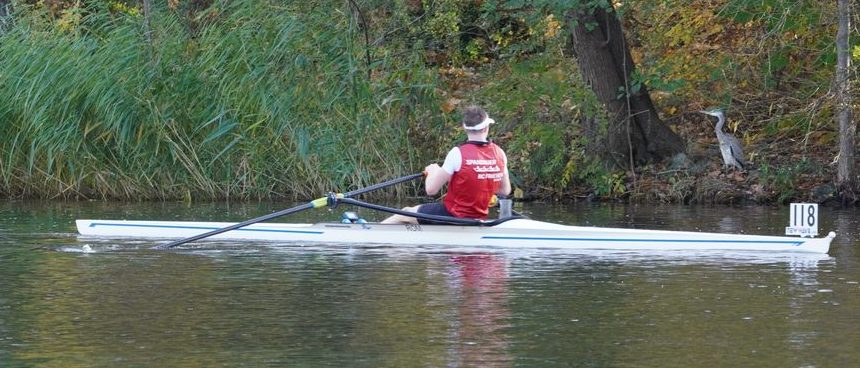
left=382, top=105, right=512, bottom=224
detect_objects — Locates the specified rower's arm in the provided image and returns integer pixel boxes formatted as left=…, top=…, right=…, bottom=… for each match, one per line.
left=424, top=163, right=451, bottom=195
left=497, top=169, right=511, bottom=196
left=497, top=148, right=511, bottom=196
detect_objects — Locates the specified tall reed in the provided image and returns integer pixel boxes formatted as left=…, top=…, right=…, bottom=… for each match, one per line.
left=0, top=1, right=440, bottom=200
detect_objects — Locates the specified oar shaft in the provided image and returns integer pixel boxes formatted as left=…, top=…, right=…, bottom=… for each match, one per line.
left=345, top=172, right=424, bottom=197
left=153, top=202, right=317, bottom=249
left=153, top=172, right=424, bottom=249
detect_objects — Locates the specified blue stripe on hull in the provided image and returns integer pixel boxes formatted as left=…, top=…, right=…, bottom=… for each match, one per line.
left=482, top=235, right=803, bottom=247
left=88, top=222, right=324, bottom=235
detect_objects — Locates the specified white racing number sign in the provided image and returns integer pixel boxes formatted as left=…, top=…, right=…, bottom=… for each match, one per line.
left=785, top=203, right=818, bottom=237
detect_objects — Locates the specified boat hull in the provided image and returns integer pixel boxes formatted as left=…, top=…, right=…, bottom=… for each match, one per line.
left=75, top=219, right=834, bottom=254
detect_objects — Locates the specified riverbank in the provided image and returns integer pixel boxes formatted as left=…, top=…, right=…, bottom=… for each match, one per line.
left=0, top=1, right=854, bottom=205
left=537, top=125, right=851, bottom=206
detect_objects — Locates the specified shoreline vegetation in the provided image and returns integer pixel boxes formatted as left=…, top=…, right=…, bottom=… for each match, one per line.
left=0, top=1, right=856, bottom=206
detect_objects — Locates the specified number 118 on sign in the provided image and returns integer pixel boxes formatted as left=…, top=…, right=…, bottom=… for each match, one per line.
left=785, top=203, right=818, bottom=237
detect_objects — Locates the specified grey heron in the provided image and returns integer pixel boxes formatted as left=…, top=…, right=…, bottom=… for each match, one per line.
left=700, top=108, right=746, bottom=170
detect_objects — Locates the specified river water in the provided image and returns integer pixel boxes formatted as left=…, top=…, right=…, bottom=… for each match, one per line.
left=1, top=200, right=858, bottom=367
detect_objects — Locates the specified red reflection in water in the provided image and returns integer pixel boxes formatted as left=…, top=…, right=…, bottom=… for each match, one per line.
left=449, top=254, right=512, bottom=367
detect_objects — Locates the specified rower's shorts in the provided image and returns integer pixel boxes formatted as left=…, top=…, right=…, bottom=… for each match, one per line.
left=416, top=203, right=453, bottom=225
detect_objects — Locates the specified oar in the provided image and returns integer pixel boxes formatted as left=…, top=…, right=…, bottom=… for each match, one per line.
left=152, top=172, right=425, bottom=249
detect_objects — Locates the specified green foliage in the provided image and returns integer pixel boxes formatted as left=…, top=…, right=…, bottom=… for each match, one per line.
left=617, top=68, right=683, bottom=99
left=758, top=157, right=820, bottom=204
left=762, top=111, right=817, bottom=137
left=472, top=50, right=625, bottom=197
left=578, top=160, right=626, bottom=198
left=627, top=0, right=838, bottom=116
left=758, top=163, right=798, bottom=204
left=512, top=124, right=567, bottom=185
left=719, top=0, right=836, bottom=93
left=425, top=0, right=462, bottom=38
left=722, top=0, right=820, bottom=31
left=379, top=0, right=569, bottom=66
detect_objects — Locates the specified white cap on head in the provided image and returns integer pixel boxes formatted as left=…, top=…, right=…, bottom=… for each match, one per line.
left=463, top=116, right=495, bottom=131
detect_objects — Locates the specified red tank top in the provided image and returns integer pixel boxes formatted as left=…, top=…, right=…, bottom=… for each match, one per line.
left=443, top=141, right=506, bottom=219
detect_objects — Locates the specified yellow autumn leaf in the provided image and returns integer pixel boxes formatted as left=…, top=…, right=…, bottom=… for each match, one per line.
left=544, top=14, right=561, bottom=39
left=513, top=188, right=524, bottom=199
left=441, top=98, right=460, bottom=113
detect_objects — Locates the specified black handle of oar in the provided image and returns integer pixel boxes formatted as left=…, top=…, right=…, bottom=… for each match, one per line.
left=152, top=172, right=424, bottom=249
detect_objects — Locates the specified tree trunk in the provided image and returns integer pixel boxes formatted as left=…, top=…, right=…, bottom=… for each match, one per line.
left=567, top=5, right=685, bottom=168
left=835, top=0, right=857, bottom=203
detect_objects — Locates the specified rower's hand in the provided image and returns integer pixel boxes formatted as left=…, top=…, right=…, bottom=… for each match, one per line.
left=424, top=163, right=442, bottom=177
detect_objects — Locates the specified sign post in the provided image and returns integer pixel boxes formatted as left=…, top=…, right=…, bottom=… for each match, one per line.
left=785, top=203, right=818, bottom=237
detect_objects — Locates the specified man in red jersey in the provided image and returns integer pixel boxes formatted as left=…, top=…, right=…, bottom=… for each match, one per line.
left=382, top=105, right=511, bottom=224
